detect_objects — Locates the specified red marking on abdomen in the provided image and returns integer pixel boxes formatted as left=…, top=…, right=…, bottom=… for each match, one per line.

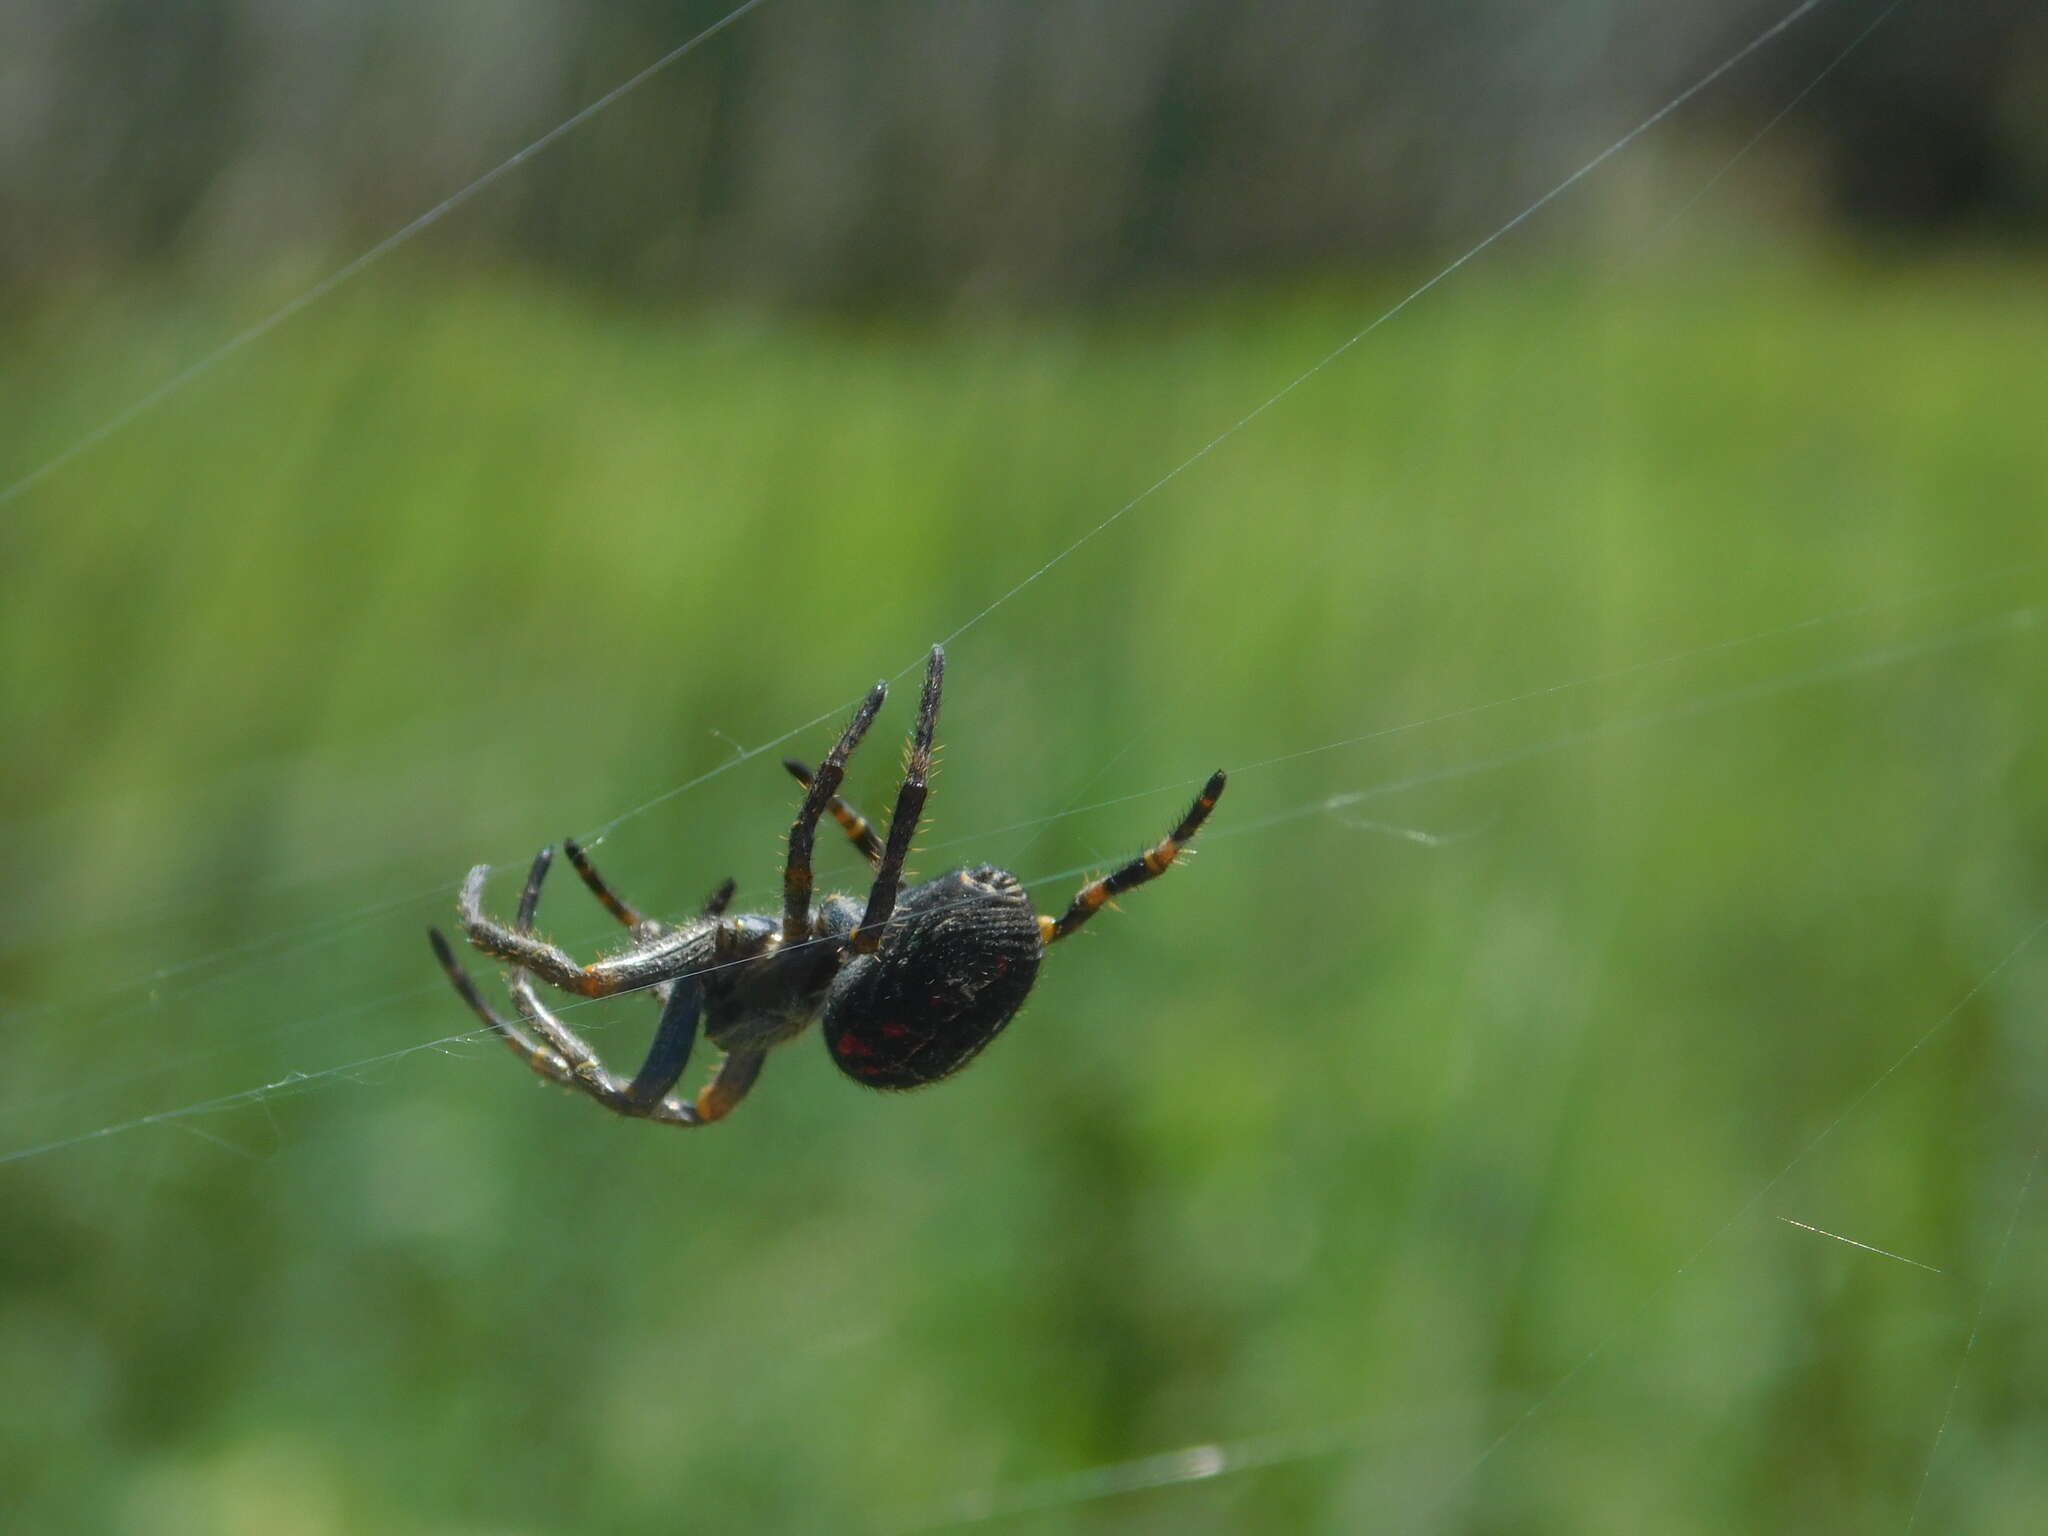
left=836, top=1031, right=873, bottom=1057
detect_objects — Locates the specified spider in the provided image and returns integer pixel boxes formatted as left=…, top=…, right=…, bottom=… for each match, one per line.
left=428, top=645, right=1225, bottom=1127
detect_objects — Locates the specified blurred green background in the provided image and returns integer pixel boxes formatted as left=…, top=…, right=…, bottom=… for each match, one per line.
left=4, top=4, right=2048, bottom=1533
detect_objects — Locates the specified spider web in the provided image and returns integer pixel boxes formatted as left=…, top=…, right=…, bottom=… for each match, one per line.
left=2, top=0, right=2042, bottom=1530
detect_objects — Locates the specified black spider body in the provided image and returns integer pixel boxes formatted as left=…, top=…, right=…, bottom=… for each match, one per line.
left=428, top=647, right=1224, bottom=1128
left=824, top=867, right=1043, bottom=1089
left=698, top=912, right=840, bottom=1053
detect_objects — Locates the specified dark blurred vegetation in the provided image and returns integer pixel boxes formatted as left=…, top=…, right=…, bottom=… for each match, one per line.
left=4, top=0, right=2047, bottom=304
left=4, top=3, right=2048, bottom=1533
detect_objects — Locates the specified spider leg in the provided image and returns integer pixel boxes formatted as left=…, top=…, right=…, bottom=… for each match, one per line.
left=458, top=860, right=619, bottom=996
left=523, top=847, right=765, bottom=1122
left=686, top=1046, right=768, bottom=1125
left=493, top=965, right=745, bottom=1126
left=851, top=646, right=944, bottom=953
left=562, top=837, right=661, bottom=933
left=559, top=840, right=732, bottom=1013
left=620, top=976, right=705, bottom=1109
left=782, top=760, right=884, bottom=866
left=501, top=973, right=629, bottom=1102
left=638, top=881, right=735, bottom=1009
left=512, top=845, right=711, bottom=1113
left=426, top=848, right=586, bottom=1081
left=561, top=839, right=732, bottom=931
left=783, top=677, right=890, bottom=942
left=427, top=847, right=632, bottom=1092
left=437, top=849, right=707, bottom=1122
left=462, top=855, right=699, bottom=998
left=511, top=841, right=552, bottom=930
left=507, top=970, right=760, bottom=1126
left=426, top=928, right=578, bottom=1086
left=1039, top=770, right=1227, bottom=944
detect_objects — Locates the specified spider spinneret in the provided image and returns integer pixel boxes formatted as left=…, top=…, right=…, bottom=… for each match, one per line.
left=428, top=645, right=1225, bottom=1127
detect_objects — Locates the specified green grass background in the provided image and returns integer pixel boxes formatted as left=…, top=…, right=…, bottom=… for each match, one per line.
left=3, top=250, right=2046, bottom=1532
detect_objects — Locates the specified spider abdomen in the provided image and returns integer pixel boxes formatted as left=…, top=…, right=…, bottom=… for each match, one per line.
left=823, top=867, right=1043, bottom=1089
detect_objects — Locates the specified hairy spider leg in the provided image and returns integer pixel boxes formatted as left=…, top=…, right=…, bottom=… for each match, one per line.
left=498, top=972, right=685, bottom=1121
left=502, top=849, right=641, bottom=1103
left=783, top=678, right=890, bottom=942
left=428, top=849, right=698, bottom=1121
left=519, top=846, right=719, bottom=1114
left=1039, top=770, right=1228, bottom=944
left=456, top=862, right=612, bottom=996
left=428, top=927, right=578, bottom=1086
left=563, top=837, right=734, bottom=1009
left=427, top=849, right=580, bottom=1079
left=562, top=836, right=655, bottom=930
left=563, top=838, right=738, bottom=932
left=851, top=646, right=945, bottom=953
left=504, top=967, right=744, bottom=1125
left=509, top=963, right=761, bottom=1125
left=458, top=860, right=705, bottom=997
left=449, top=848, right=630, bottom=1095
left=781, top=759, right=884, bottom=866
left=449, top=834, right=776, bottom=1124
left=692, top=1044, right=769, bottom=1124
left=502, top=848, right=744, bottom=1124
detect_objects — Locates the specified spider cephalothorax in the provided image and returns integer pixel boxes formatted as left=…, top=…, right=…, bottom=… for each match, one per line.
left=429, top=646, right=1224, bottom=1127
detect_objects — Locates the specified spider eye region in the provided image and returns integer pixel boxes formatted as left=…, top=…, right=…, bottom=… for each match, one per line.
left=823, top=866, right=1043, bottom=1089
